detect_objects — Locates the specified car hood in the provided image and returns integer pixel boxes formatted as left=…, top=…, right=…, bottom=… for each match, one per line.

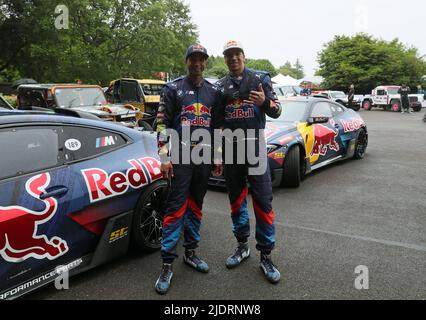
left=71, top=104, right=139, bottom=117
left=265, top=121, right=299, bottom=143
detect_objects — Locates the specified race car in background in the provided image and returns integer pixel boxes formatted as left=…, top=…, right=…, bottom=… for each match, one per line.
left=0, top=110, right=167, bottom=299
left=209, top=97, right=368, bottom=188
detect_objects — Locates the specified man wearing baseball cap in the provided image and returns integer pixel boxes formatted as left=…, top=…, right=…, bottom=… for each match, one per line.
left=154, top=44, right=223, bottom=294
left=216, top=40, right=282, bottom=284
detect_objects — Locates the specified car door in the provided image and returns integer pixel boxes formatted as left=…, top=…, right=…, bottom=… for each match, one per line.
left=308, top=101, right=343, bottom=165
left=0, top=124, right=74, bottom=298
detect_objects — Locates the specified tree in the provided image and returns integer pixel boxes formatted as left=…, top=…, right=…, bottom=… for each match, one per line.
left=277, top=60, right=304, bottom=79
left=204, top=55, right=228, bottom=79
left=317, top=33, right=426, bottom=93
left=245, top=59, right=277, bottom=77
left=0, top=0, right=198, bottom=84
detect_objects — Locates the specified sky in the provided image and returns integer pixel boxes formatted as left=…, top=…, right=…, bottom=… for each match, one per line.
left=185, top=0, right=426, bottom=77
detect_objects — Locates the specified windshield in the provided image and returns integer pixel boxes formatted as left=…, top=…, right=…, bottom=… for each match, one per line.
left=387, top=88, right=400, bottom=95
left=55, top=87, right=107, bottom=108
left=275, top=85, right=302, bottom=97
left=330, top=91, right=346, bottom=98
left=142, top=84, right=164, bottom=95
left=268, top=100, right=309, bottom=122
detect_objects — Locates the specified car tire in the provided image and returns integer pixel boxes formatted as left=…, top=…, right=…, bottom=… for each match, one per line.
left=131, top=179, right=169, bottom=252
left=281, top=146, right=301, bottom=188
left=362, top=100, right=372, bottom=111
left=137, top=120, right=153, bottom=131
left=353, top=129, right=368, bottom=160
left=351, top=104, right=361, bottom=111
left=413, top=105, right=421, bottom=112
left=390, top=100, right=401, bottom=112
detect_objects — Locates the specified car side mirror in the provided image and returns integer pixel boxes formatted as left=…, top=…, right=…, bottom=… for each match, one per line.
left=308, top=116, right=329, bottom=125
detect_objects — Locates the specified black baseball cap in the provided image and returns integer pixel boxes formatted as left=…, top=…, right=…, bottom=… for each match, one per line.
left=185, top=44, right=209, bottom=60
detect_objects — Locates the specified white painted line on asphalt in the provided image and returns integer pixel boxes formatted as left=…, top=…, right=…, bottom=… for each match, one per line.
left=206, top=207, right=426, bottom=252
left=280, top=222, right=426, bottom=253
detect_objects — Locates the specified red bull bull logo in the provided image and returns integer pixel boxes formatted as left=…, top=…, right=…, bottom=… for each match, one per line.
left=225, top=99, right=255, bottom=119
left=181, top=103, right=211, bottom=127
left=310, top=124, right=340, bottom=157
left=0, top=173, right=69, bottom=263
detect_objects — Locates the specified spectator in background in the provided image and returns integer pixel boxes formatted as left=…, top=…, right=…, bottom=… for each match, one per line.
left=398, top=84, right=412, bottom=114
left=348, top=84, right=355, bottom=108
left=300, top=83, right=312, bottom=96
left=417, top=84, right=424, bottom=94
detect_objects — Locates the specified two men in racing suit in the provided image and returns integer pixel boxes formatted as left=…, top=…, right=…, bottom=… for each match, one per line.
left=154, top=44, right=223, bottom=295
left=216, top=40, right=282, bottom=284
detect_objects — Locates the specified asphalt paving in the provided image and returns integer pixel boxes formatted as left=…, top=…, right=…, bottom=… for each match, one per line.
left=30, top=108, right=426, bottom=300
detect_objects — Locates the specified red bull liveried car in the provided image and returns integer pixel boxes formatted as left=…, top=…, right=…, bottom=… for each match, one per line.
left=0, top=110, right=168, bottom=299
left=209, top=97, right=368, bottom=188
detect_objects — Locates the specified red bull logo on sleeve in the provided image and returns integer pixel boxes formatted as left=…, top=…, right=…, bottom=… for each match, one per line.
left=310, top=124, right=340, bottom=157
left=0, top=173, right=69, bottom=263
left=181, top=103, right=211, bottom=127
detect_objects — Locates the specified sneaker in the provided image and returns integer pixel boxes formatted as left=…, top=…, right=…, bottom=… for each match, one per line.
left=155, top=263, right=173, bottom=295
left=259, top=254, right=281, bottom=284
left=225, top=242, right=250, bottom=269
left=409, top=108, right=414, bottom=114
left=401, top=110, right=405, bottom=114
left=183, top=250, right=209, bottom=273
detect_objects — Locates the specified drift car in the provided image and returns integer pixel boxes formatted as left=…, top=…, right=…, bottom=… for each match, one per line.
left=0, top=111, right=167, bottom=299
left=16, top=84, right=151, bottom=129
left=210, top=97, right=368, bottom=188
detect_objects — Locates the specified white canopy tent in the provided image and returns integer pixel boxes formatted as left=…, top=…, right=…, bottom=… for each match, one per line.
left=272, top=74, right=301, bottom=86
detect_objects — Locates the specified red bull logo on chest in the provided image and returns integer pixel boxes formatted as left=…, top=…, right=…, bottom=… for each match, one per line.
left=0, top=173, right=69, bottom=263
left=225, top=99, right=255, bottom=119
left=181, top=103, right=211, bottom=127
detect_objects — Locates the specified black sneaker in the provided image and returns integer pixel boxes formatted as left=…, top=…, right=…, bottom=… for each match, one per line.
left=183, top=250, right=209, bottom=273
left=260, top=254, right=280, bottom=284
left=155, top=263, right=173, bottom=295
left=225, top=242, right=250, bottom=269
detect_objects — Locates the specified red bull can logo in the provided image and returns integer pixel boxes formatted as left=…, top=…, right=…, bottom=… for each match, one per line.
left=181, top=103, right=211, bottom=127
left=310, top=124, right=340, bottom=156
left=0, top=173, right=69, bottom=263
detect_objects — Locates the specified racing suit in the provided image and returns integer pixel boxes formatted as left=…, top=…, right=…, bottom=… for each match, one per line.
left=216, top=68, right=282, bottom=254
left=156, top=76, right=222, bottom=263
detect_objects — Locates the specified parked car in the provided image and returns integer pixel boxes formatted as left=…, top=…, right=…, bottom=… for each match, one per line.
left=316, top=90, right=361, bottom=111
left=362, top=86, right=422, bottom=112
left=209, top=97, right=368, bottom=188
left=105, top=79, right=165, bottom=127
left=16, top=84, right=151, bottom=129
left=0, top=110, right=167, bottom=299
left=0, top=95, right=13, bottom=110
left=273, top=84, right=302, bottom=98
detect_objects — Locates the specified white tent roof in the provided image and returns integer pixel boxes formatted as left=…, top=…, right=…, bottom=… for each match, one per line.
left=299, top=76, right=324, bottom=85
left=272, top=74, right=301, bottom=86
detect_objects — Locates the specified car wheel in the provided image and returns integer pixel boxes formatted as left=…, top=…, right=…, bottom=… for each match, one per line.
left=353, top=129, right=368, bottom=160
left=362, top=100, right=372, bottom=111
left=281, top=146, right=301, bottom=188
left=131, top=179, right=169, bottom=252
left=391, top=100, right=401, bottom=112
left=351, top=104, right=361, bottom=111
left=137, top=120, right=153, bottom=131
left=413, top=105, right=421, bottom=112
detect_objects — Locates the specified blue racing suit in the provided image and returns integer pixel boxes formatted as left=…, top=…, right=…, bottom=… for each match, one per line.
left=156, top=76, right=223, bottom=263
left=216, top=68, right=282, bottom=254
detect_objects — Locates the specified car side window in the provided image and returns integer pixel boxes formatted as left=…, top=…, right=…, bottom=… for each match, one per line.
left=0, top=126, right=62, bottom=180
left=62, top=125, right=129, bottom=163
left=311, top=102, right=333, bottom=118
left=330, top=104, right=344, bottom=116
